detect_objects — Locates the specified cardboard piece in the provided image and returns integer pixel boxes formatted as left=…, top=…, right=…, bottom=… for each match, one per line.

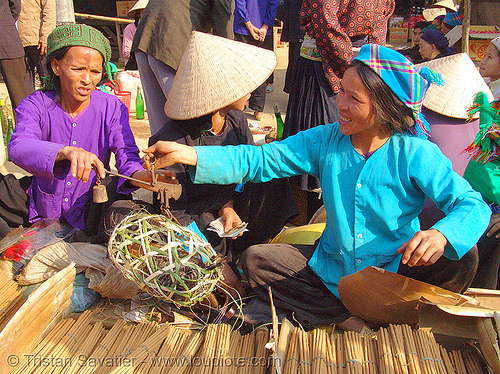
left=338, top=266, right=478, bottom=325
left=445, top=25, right=500, bottom=61
left=339, top=266, right=500, bottom=373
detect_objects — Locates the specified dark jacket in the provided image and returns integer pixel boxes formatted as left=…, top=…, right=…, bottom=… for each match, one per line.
left=0, top=0, right=24, bottom=59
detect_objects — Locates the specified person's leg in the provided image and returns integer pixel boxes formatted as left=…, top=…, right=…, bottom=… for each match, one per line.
left=398, top=246, right=479, bottom=293
left=241, top=243, right=351, bottom=328
left=233, top=33, right=266, bottom=118
left=0, top=57, right=29, bottom=111
left=211, top=0, right=232, bottom=37
left=0, top=174, right=31, bottom=238
left=23, top=46, right=36, bottom=95
left=471, top=233, right=500, bottom=289
left=135, top=51, right=175, bottom=136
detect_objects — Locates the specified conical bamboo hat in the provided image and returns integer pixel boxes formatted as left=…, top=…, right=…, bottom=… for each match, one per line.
left=165, top=31, right=277, bottom=120
left=417, top=53, right=494, bottom=119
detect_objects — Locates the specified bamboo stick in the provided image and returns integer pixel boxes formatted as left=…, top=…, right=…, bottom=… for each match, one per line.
left=77, top=319, right=127, bottom=374
left=108, top=323, right=174, bottom=374
left=253, top=328, right=269, bottom=374
left=283, top=328, right=299, bottom=374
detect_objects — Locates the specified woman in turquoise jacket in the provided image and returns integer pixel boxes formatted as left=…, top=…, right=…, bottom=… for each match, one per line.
left=144, top=44, right=490, bottom=332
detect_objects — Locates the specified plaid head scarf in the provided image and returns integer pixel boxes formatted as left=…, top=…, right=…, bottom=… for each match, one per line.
left=443, top=12, right=464, bottom=28
left=354, top=44, right=444, bottom=139
left=43, top=24, right=112, bottom=91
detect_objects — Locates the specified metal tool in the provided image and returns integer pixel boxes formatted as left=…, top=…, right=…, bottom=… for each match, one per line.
left=103, top=169, right=182, bottom=201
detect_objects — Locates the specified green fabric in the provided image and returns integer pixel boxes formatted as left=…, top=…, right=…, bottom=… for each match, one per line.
left=46, top=23, right=111, bottom=63
left=464, top=158, right=500, bottom=205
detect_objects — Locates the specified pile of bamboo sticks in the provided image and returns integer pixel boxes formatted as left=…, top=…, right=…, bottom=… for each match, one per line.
left=282, top=324, right=484, bottom=374
left=13, top=312, right=270, bottom=374
left=0, top=271, right=22, bottom=331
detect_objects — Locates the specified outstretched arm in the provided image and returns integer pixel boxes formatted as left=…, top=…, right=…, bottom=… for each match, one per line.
left=143, top=141, right=198, bottom=170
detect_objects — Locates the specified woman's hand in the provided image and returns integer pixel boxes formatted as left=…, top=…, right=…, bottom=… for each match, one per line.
left=397, top=229, right=447, bottom=267
left=143, top=141, right=197, bottom=170
left=56, top=146, right=105, bottom=183
left=219, top=202, right=244, bottom=238
left=486, top=213, right=500, bottom=238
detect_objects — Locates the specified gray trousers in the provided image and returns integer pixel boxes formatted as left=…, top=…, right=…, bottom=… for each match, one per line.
left=241, top=242, right=478, bottom=329
left=136, top=51, right=176, bottom=137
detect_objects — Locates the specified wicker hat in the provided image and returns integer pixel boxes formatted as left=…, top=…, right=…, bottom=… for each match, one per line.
left=165, top=31, right=277, bottom=120
left=423, top=7, right=446, bottom=22
left=416, top=53, right=494, bottom=119
left=127, top=0, right=148, bottom=17
left=432, top=0, right=458, bottom=12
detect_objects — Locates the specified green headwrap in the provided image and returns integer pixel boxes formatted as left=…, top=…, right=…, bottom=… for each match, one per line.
left=43, top=23, right=113, bottom=91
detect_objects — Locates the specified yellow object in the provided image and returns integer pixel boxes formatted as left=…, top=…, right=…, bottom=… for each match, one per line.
left=270, top=223, right=326, bottom=245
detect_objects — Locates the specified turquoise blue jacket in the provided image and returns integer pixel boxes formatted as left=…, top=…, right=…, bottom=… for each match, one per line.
left=192, top=123, right=491, bottom=298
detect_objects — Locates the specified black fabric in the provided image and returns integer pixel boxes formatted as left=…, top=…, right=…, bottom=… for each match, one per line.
left=472, top=233, right=500, bottom=289
left=241, top=242, right=479, bottom=329
left=149, top=110, right=299, bottom=261
left=233, top=33, right=273, bottom=112
left=283, top=57, right=339, bottom=138
left=0, top=174, right=31, bottom=237
left=82, top=176, right=134, bottom=243
left=284, top=42, right=301, bottom=94
left=24, top=45, right=47, bottom=95
left=398, top=246, right=479, bottom=294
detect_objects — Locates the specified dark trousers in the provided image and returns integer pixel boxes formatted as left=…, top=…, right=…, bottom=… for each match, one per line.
left=241, top=242, right=478, bottom=329
left=0, top=57, right=28, bottom=112
left=234, top=32, right=273, bottom=112
left=0, top=174, right=136, bottom=244
left=23, top=46, right=47, bottom=95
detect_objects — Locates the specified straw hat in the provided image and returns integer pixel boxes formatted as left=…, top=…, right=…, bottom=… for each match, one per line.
left=165, top=31, right=277, bottom=120
left=127, top=0, right=148, bottom=17
left=423, top=7, right=446, bottom=22
left=416, top=53, right=494, bottom=119
left=432, top=0, right=458, bottom=12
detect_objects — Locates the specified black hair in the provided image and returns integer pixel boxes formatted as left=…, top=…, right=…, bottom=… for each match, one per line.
left=350, top=60, right=415, bottom=135
left=414, top=21, right=431, bottom=30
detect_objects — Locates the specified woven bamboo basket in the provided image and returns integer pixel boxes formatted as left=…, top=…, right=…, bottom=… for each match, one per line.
left=108, top=213, right=224, bottom=308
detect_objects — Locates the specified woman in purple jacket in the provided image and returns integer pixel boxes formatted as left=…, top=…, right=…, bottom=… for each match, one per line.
left=1, top=24, right=160, bottom=241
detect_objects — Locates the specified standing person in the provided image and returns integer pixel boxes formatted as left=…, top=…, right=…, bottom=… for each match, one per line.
left=233, top=0, right=278, bottom=121
left=132, top=0, right=231, bottom=136
left=18, top=0, right=56, bottom=94
left=281, top=0, right=304, bottom=93
left=283, top=0, right=394, bottom=221
left=1, top=24, right=162, bottom=241
left=122, top=0, right=148, bottom=70
left=144, top=44, right=490, bottom=331
left=0, top=0, right=28, bottom=112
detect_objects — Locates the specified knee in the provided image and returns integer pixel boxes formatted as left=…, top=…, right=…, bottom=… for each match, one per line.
left=240, top=244, right=269, bottom=276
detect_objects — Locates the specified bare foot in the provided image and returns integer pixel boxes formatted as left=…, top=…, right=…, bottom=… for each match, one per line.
left=337, top=316, right=369, bottom=333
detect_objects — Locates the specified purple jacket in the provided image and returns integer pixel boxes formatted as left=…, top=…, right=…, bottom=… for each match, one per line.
left=10, top=90, right=144, bottom=229
left=233, top=0, right=278, bottom=37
